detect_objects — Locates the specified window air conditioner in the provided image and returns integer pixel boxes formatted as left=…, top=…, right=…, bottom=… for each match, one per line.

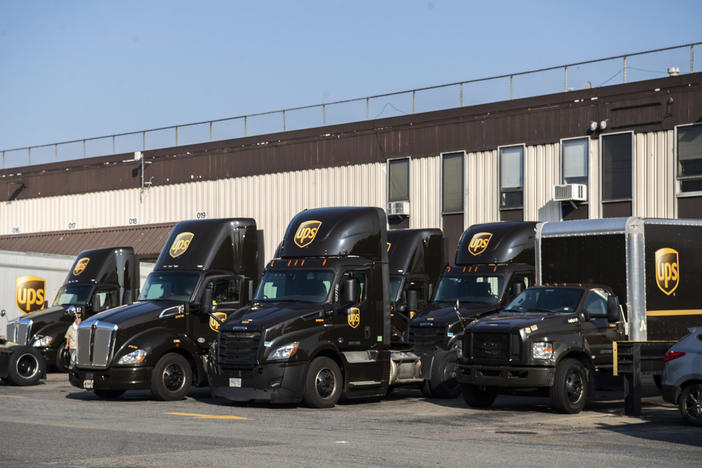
left=552, top=184, right=587, bottom=202
left=387, top=201, right=410, bottom=217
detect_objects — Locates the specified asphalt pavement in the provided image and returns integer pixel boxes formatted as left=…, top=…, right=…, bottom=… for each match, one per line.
left=0, top=373, right=700, bottom=467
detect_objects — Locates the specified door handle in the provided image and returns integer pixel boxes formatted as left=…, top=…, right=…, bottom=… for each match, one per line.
left=364, top=326, right=371, bottom=340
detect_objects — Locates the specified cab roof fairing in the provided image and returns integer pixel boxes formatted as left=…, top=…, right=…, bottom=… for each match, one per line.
left=455, top=221, right=537, bottom=266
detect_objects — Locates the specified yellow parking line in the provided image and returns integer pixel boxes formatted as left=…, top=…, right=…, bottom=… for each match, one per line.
left=165, top=412, right=253, bottom=421
left=0, top=395, right=25, bottom=399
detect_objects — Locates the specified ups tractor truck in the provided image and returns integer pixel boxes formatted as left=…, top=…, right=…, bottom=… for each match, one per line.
left=7, top=247, right=140, bottom=372
left=69, top=218, right=263, bottom=401
left=387, top=229, right=447, bottom=345
left=409, top=222, right=536, bottom=398
left=457, top=217, right=702, bottom=413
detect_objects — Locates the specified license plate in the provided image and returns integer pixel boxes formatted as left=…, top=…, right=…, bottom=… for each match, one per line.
left=83, top=379, right=94, bottom=390
left=229, top=377, right=242, bottom=388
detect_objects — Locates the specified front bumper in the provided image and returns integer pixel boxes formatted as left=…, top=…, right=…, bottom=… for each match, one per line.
left=457, top=362, right=555, bottom=388
left=208, top=361, right=307, bottom=404
left=69, top=366, right=153, bottom=391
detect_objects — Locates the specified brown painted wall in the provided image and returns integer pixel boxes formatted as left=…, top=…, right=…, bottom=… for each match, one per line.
left=2, top=73, right=701, bottom=203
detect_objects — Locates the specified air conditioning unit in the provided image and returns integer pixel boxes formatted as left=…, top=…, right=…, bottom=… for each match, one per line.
left=553, top=183, right=587, bottom=202
left=387, top=201, right=410, bottom=217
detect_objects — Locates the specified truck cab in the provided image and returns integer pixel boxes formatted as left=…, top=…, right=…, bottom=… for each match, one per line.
left=387, top=229, right=446, bottom=345
left=209, top=207, right=391, bottom=408
left=457, top=284, right=625, bottom=413
left=69, top=219, right=262, bottom=401
left=409, top=222, right=536, bottom=397
left=6, top=247, right=139, bottom=372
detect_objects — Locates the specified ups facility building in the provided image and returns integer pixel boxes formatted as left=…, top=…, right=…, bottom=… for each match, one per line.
left=1, top=72, right=701, bottom=259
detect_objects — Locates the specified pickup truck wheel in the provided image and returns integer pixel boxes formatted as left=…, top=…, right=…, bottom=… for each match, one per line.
left=302, top=357, right=342, bottom=408
left=679, top=383, right=702, bottom=426
left=7, top=348, right=45, bottom=386
left=461, top=384, right=496, bottom=408
left=55, top=343, right=71, bottom=373
left=551, top=358, right=587, bottom=414
left=151, top=353, right=192, bottom=401
left=94, top=389, right=125, bottom=400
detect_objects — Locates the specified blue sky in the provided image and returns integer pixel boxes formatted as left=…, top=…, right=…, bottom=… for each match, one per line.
left=1, top=0, right=700, bottom=161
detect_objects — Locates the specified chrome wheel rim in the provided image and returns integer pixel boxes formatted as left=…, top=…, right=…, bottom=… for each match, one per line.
left=16, top=353, right=39, bottom=379
left=163, top=363, right=185, bottom=391
left=315, top=368, right=336, bottom=399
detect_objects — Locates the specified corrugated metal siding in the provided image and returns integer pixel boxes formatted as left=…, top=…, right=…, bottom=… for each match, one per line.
left=0, top=129, right=685, bottom=261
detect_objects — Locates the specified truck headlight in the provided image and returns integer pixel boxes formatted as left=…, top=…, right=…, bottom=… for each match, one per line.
left=117, top=349, right=147, bottom=365
left=268, top=342, right=299, bottom=361
left=532, top=342, right=553, bottom=360
left=32, top=335, right=53, bottom=347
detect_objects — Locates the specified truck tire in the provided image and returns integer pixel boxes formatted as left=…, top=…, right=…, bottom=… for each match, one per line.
left=551, top=358, right=588, bottom=414
left=461, top=384, right=497, bottom=408
left=151, top=353, right=192, bottom=401
left=432, top=379, right=462, bottom=399
left=7, top=348, right=45, bottom=386
left=302, top=357, right=342, bottom=408
left=94, top=389, right=125, bottom=400
left=55, top=343, right=71, bottom=373
left=678, top=383, right=702, bottom=427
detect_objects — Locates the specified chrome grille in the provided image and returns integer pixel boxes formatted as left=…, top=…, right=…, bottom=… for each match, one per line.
left=76, top=321, right=118, bottom=369
left=7, top=319, right=32, bottom=345
left=218, top=330, right=262, bottom=371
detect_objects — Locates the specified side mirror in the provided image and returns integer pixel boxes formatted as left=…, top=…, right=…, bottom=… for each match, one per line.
left=512, top=282, right=524, bottom=298
left=607, top=296, right=620, bottom=323
left=395, top=303, right=408, bottom=314
left=0, top=309, right=6, bottom=317
left=247, top=279, right=255, bottom=302
left=406, top=289, right=418, bottom=315
left=201, top=287, right=213, bottom=314
left=342, top=278, right=360, bottom=305
left=580, top=306, right=590, bottom=322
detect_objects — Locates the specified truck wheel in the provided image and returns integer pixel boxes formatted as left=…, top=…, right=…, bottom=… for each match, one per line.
left=151, top=353, right=192, bottom=401
left=461, top=384, right=496, bottom=408
left=303, top=357, right=342, bottom=408
left=7, top=348, right=45, bottom=386
left=432, top=379, right=462, bottom=399
left=551, top=358, right=588, bottom=414
left=55, top=343, right=71, bottom=373
left=94, top=389, right=125, bottom=400
left=679, top=383, right=702, bottom=427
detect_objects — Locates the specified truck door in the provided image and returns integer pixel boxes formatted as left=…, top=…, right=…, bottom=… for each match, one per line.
left=189, top=276, right=241, bottom=351
left=580, top=289, right=624, bottom=369
left=335, top=270, right=384, bottom=384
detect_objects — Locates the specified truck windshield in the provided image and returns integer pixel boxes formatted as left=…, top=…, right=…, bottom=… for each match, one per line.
left=389, top=275, right=403, bottom=302
left=255, top=270, right=334, bottom=303
left=139, top=272, right=200, bottom=302
left=504, top=287, right=584, bottom=314
left=53, top=284, right=93, bottom=307
left=433, top=274, right=503, bottom=304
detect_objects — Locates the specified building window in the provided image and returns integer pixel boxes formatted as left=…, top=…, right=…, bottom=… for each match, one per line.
left=499, top=145, right=524, bottom=220
left=677, top=123, right=702, bottom=193
left=562, top=138, right=588, bottom=184
left=387, top=157, right=410, bottom=202
left=601, top=133, right=633, bottom=202
left=441, top=152, right=464, bottom=214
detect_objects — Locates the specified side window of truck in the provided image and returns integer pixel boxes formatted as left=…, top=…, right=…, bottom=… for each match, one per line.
left=341, top=271, right=367, bottom=302
left=209, top=278, right=241, bottom=305
left=584, top=290, right=608, bottom=318
left=509, top=274, right=532, bottom=297
left=93, top=288, right=119, bottom=312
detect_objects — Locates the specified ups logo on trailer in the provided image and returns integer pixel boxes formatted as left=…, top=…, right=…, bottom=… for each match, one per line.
left=16, top=276, right=46, bottom=314
left=347, top=307, right=360, bottom=328
left=209, top=312, right=228, bottom=332
left=294, top=220, right=322, bottom=248
left=73, top=257, right=90, bottom=276
left=170, top=232, right=194, bottom=258
left=655, top=248, right=679, bottom=296
left=468, top=232, right=493, bottom=256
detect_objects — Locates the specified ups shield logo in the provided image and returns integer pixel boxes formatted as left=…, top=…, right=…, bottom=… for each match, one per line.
left=347, top=307, right=360, bottom=328
left=655, top=248, right=679, bottom=296
left=468, top=232, right=493, bottom=256
left=16, top=276, right=46, bottom=314
left=170, top=232, right=194, bottom=258
left=209, top=312, right=228, bottom=332
left=294, top=220, right=322, bottom=248
left=73, top=257, right=90, bottom=276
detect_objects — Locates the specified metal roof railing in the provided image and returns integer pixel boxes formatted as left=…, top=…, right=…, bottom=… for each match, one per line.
left=2, top=42, right=700, bottom=169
